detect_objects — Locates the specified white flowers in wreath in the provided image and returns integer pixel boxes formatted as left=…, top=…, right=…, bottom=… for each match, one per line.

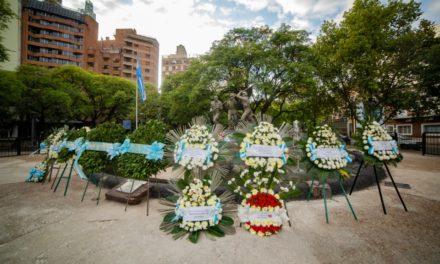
left=173, top=125, right=219, bottom=170
left=361, top=122, right=400, bottom=161
left=306, top=125, right=352, bottom=170
left=239, top=122, right=288, bottom=173
left=174, top=179, right=222, bottom=232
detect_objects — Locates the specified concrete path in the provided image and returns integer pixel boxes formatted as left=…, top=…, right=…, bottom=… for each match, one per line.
left=0, top=151, right=439, bottom=264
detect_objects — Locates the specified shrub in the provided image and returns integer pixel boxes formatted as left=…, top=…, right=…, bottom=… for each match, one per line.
left=117, top=119, right=168, bottom=180
left=57, top=127, right=88, bottom=163
left=79, top=123, right=127, bottom=175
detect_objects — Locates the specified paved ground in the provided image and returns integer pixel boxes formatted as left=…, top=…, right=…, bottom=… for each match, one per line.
left=0, top=151, right=439, bottom=264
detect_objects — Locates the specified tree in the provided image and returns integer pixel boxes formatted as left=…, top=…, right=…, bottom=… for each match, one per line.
left=51, top=65, right=136, bottom=126
left=206, top=25, right=315, bottom=122
left=0, top=70, right=24, bottom=127
left=0, top=0, right=16, bottom=63
left=160, top=60, right=213, bottom=126
left=314, top=0, right=438, bottom=122
left=16, top=65, right=72, bottom=132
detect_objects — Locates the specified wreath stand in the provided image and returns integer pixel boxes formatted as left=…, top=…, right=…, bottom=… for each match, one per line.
left=52, top=159, right=74, bottom=196
left=349, top=160, right=408, bottom=214
left=307, top=175, right=358, bottom=224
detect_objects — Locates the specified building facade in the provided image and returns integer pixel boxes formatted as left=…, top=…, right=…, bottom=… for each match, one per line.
left=0, top=0, right=22, bottom=71
left=162, top=44, right=192, bottom=81
left=96, top=28, right=159, bottom=87
left=20, top=0, right=98, bottom=68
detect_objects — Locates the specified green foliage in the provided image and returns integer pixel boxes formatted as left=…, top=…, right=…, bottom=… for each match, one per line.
left=17, top=65, right=72, bottom=130
left=57, top=128, right=87, bottom=163
left=0, top=70, right=24, bottom=127
left=78, top=123, right=126, bottom=174
left=0, top=0, right=17, bottom=62
left=313, top=0, right=437, bottom=122
left=117, top=120, right=168, bottom=180
left=51, top=66, right=135, bottom=126
left=160, top=61, right=213, bottom=126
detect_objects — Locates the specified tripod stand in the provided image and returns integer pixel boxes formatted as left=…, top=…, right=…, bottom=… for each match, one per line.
left=349, top=160, right=408, bottom=214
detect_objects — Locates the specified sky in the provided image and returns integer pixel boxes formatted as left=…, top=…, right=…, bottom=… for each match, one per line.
left=62, top=0, right=439, bottom=57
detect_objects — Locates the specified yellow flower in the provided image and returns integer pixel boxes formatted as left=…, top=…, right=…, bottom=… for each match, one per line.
left=339, top=169, right=350, bottom=178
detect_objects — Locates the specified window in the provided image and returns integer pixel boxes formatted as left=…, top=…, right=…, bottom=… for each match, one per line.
left=144, top=68, right=150, bottom=73
left=422, top=123, right=440, bottom=133
left=397, top=124, right=412, bottom=135
left=386, top=125, right=394, bottom=134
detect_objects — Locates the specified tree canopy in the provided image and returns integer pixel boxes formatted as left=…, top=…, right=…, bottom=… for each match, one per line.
left=313, top=0, right=438, bottom=122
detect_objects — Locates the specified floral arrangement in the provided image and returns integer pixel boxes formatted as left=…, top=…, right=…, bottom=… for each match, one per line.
left=160, top=174, right=235, bottom=243
left=227, top=117, right=300, bottom=236
left=305, top=125, right=351, bottom=171
left=173, top=124, right=220, bottom=171
left=239, top=188, right=288, bottom=236
left=239, top=122, right=288, bottom=173
left=25, top=161, right=48, bottom=182
left=46, top=128, right=68, bottom=160
left=359, top=121, right=401, bottom=163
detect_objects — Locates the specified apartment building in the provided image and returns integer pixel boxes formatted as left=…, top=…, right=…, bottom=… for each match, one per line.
left=97, top=28, right=159, bottom=87
left=162, top=44, right=192, bottom=81
left=20, top=0, right=98, bottom=68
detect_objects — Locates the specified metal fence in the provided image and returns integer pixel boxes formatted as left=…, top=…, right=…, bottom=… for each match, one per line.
left=422, top=132, right=440, bottom=155
left=397, top=135, right=422, bottom=150
left=0, top=139, right=39, bottom=157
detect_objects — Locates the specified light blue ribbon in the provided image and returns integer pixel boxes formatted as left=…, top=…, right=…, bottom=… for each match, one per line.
left=279, top=143, right=287, bottom=164
left=240, top=142, right=250, bottom=160
left=69, top=137, right=84, bottom=152
left=107, top=138, right=131, bottom=160
left=176, top=141, right=185, bottom=162
left=308, top=143, right=317, bottom=161
left=367, top=136, right=375, bottom=155
left=391, top=140, right=398, bottom=154
left=205, top=144, right=213, bottom=164
left=73, top=141, right=89, bottom=180
left=339, top=144, right=352, bottom=163
left=212, top=202, right=222, bottom=225
left=53, top=138, right=67, bottom=153
left=172, top=204, right=183, bottom=223
left=145, top=141, right=165, bottom=161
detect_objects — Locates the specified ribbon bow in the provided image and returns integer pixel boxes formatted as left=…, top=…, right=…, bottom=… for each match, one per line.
left=53, top=138, right=67, bottom=153
left=240, top=142, right=250, bottom=160
left=212, top=202, right=223, bottom=225
left=108, top=139, right=131, bottom=160
left=279, top=143, right=287, bottom=165
left=68, top=137, right=84, bottom=153
left=145, top=141, right=165, bottom=161
left=340, top=144, right=352, bottom=163
left=176, top=140, right=185, bottom=162
left=308, top=143, right=317, bottom=161
left=73, top=141, right=89, bottom=180
left=367, top=136, right=375, bottom=155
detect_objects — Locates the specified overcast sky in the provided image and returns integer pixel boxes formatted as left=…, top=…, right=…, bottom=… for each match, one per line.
left=62, top=0, right=438, bottom=57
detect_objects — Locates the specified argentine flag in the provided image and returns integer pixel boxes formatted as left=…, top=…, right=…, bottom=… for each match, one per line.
left=136, top=55, right=147, bottom=103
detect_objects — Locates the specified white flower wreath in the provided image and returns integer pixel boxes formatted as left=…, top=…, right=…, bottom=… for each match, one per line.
left=239, top=122, right=288, bottom=173
left=361, top=122, right=400, bottom=161
left=174, top=124, right=219, bottom=170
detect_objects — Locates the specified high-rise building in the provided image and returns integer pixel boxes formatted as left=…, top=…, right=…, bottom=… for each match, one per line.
left=0, top=0, right=22, bottom=71
left=162, top=44, right=192, bottom=80
left=20, top=0, right=98, bottom=68
left=96, top=29, right=159, bottom=87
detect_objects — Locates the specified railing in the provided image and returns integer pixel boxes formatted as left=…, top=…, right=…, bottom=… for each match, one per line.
left=422, top=132, right=440, bottom=155
left=397, top=134, right=422, bottom=150
left=0, top=139, right=39, bottom=157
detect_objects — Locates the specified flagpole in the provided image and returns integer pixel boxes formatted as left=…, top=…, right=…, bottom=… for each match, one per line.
left=136, top=80, right=138, bottom=129
left=135, top=49, right=139, bottom=129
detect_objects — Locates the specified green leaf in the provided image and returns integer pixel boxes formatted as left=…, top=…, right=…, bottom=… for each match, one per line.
left=188, top=231, right=200, bottom=243
left=207, top=226, right=225, bottom=237
left=176, top=179, right=189, bottom=191
left=220, top=215, right=234, bottom=226
left=171, top=225, right=183, bottom=234
left=163, top=212, right=176, bottom=223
